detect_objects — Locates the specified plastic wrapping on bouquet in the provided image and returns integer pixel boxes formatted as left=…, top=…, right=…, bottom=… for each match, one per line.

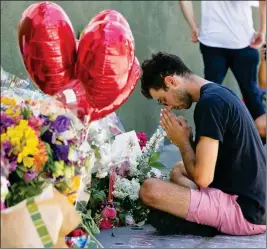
left=54, top=79, right=93, bottom=122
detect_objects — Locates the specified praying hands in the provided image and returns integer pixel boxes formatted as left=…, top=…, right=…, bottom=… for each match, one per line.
left=160, top=108, right=193, bottom=148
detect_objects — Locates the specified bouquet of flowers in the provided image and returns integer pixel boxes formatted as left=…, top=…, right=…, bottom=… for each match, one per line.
left=0, top=80, right=116, bottom=248
left=88, top=128, right=167, bottom=229
left=0, top=91, right=92, bottom=208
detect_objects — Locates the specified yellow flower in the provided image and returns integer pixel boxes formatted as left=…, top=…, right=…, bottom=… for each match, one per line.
left=1, top=97, right=16, bottom=106
left=5, top=107, right=21, bottom=118
left=64, top=165, right=75, bottom=180
left=23, top=157, right=34, bottom=168
left=18, top=120, right=29, bottom=128
left=53, top=161, right=65, bottom=178
left=0, top=133, right=9, bottom=143
left=2, top=120, right=40, bottom=169
left=64, top=176, right=81, bottom=204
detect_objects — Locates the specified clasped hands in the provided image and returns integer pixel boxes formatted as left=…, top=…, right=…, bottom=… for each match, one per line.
left=160, top=108, right=193, bottom=148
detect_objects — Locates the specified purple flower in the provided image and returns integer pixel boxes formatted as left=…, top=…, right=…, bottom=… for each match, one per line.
left=117, top=159, right=131, bottom=177
left=40, top=115, right=52, bottom=126
left=42, top=130, right=53, bottom=143
left=1, top=142, right=17, bottom=173
left=51, top=115, right=70, bottom=133
left=24, top=170, right=37, bottom=182
left=2, top=141, right=12, bottom=155
left=53, top=144, right=69, bottom=162
left=0, top=112, right=15, bottom=132
left=8, top=156, right=17, bottom=172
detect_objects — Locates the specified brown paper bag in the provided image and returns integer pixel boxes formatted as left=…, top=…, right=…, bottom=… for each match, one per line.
left=1, top=185, right=81, bottom=248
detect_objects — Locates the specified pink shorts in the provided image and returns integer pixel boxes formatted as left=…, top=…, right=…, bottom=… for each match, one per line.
left=185, top=188, right=266, bottom=235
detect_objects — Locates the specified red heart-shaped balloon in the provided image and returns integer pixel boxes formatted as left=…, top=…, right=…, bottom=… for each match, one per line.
left=90, top=56, right=140, bottom=122
left=18, top=3, right=140, bottom=122
left=88, top=9, right=131, bottom=31
left=18, top=1, right=77, bottom=95
left=76, top=11, right=136, bottom=120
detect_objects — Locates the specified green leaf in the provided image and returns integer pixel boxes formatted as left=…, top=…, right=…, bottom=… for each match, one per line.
left=17, top=165, right=27, bottom=173
left=16, top=168, right=24, bottom=178
left=150, top=162, right=165, bottom=169
left=92, top=145, right=101, bottom=159
left=92, top=190, right=106, bottom=201
left=40, top=124, right=50, bottom=136
left=21, top=107, right=32, bottom=120
left=149, top=152, right=160, bottom=163
left=5, top=181, right=46, bottom=208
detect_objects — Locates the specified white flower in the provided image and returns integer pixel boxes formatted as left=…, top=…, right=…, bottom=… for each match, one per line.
left=113, top=176, right=140, bottom=201
left=68, top=147, right=79, bottom=162
left=58, top=130, right=75, bottom=140
left=150, top=168, right=162, bottom=178
left=1, top=176, right=9, bottom=202
left=125, top=214, right=135, bottom=225
left=129, top=159, right=140, bottom=176
left=96, top=171, right=108, bottom=178
left=94, top=130, right=108, bottom=144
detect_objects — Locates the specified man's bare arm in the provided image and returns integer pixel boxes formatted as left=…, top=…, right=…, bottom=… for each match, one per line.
left=179, top=136, right=218, bottom=188
left=179, top=1, right=198, bottom=30
left=251, top=1, right=266, bottom=48
left=259, top=0, right=266, bottom=35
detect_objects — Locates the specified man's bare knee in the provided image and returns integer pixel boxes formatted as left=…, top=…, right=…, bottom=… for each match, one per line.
left=140, top=178, right=191, bottom=219
left=140, top=178, right=161, bottom=206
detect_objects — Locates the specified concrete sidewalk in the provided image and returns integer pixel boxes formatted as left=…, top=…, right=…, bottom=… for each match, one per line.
left=96, top=225, right=266, bottom=248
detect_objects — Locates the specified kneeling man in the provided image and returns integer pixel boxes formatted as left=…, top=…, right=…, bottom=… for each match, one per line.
left=139, top=52, right=266, bottom=235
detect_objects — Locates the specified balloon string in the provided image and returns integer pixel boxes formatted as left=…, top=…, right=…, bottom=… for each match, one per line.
left=108, top=168, right=116, bottom=202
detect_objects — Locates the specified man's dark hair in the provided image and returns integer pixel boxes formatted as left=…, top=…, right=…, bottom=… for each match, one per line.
left=141, top=52, right=193, bottom=99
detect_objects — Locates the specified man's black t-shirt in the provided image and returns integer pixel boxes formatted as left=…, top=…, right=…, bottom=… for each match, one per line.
left=194, top=83, right=266, bottom=225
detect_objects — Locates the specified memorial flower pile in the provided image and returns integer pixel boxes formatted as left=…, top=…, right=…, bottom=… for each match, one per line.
left=88, top=127, right=167, bottom=229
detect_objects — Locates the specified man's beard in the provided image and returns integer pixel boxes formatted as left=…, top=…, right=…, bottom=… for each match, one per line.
left=174, top=89, right=192, bottom=109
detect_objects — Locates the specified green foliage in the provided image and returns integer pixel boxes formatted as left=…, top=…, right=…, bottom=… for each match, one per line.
left=149, top=152, right=160, bottom=164
left=5, top=180, right=46, bottom=207
left=40, top=124, right=50, bottom=136
left=21, top=106, right=32, bottom=120
left=42, top=142, right=55, bottom=173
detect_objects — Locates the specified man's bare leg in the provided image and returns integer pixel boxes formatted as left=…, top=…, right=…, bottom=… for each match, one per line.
left=170, top=161, right=199, bottom=190
left=139, top=161, right=198, bottom=220
left=140, top=178, right=191, bottom=219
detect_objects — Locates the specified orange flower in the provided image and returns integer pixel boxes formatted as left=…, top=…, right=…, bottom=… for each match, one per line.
left=33, top=141, right=48, bottom=171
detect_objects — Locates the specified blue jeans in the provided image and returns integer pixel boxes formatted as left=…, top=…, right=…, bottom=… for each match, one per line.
left=200, top=43, right=265, bottom=120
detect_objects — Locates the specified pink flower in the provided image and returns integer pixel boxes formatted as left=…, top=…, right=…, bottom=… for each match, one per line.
left=137, top=132, right=148, bottom=150
left=99, top=219, right=113, bottom=229
left=28, top=116, right=43, bottom=136
left=117, top=160, right=131, bottom=177
left=102, top=207, right=117, bottom=219
left=1, top=201, right=6, bottom=210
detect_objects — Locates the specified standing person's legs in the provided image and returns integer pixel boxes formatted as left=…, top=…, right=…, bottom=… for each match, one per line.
left=229, top=47, right=266, bottom=137
left=199, top=43, right=229, bottom=84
